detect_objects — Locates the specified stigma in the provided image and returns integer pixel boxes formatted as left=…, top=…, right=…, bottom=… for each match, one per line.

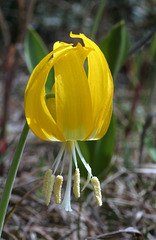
left=42, top=141, right=102, bottom=211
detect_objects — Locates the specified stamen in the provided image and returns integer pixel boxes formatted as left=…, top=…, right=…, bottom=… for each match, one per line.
left=81, top=164, right=91, bottom=192
left=60, top=149, right=67, bottom=175
left=60, top=154, right=72, bottom=211
left=73, top=168, right=80, bottom=198
left=75, top=142, right=92, bottom=176
left=46, top=175, right=55, bottom=206
left=54, top=175, right=63, bottom=204
left=71, top=141, right=78, bottom=168
left=91, top=177, right=102, bottom=206
left=42, top=169, right=52, bottom=197
left=52, top=143, right=66, bottom=174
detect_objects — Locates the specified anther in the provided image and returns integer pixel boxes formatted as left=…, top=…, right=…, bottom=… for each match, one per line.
left=54, top=175, right=63, bottom=204
left=46, top=175, right=55, bottom=206
left=91, top=177, right=102, bottom=206
left=73, top=168, right=80, bottom=198
left=42, top=169, right=52, bottom=197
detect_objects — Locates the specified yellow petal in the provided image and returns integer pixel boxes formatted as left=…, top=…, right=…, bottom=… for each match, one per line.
left=24, top=44, right=74, bottom=141
left=95, top=102, right=113, bottom=139
left=46, top=84, right=56, bottom=121
left=54, top=43, right=93, bottom=140
left=70, top=33, right=114, bottom=140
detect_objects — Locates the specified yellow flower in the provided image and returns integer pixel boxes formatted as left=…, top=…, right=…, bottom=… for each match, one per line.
left=24, top=32, right=113, bottom=211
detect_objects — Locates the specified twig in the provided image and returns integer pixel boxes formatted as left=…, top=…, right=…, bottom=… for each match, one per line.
left=73, top=207, right=101, bottom=235
left=139, top=112, right=156, bottom=165
left=77, top=201, right=82, bottom=240
left=0, top=45, right=16, bottom=139
left=88, top=204, right=105, bottom=232
left=25, top=0, right=36, bottom=31
left=125, top=60, right=148, bottom=137
left=17, top=0, right=25, bottom=42
left=0, top=8, right=11, bottom=46
left=1, top=230, right=18, bottom=240
left=17, top=0, right=36, bottom=42
left=129, top=26, right=156, bottom=55
left=4, top=182, right=42, bottom=224
left=0, top=0, right=36, bottom=141
left=85, top=227, right=144, bottom=240
left=147, top=78, right=156, bottom=115
left=84, top=168, right=127, bottom=208
left=58, top=228, right=77, bottom=240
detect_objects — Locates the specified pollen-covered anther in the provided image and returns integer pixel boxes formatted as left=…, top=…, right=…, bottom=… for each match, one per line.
left=54, top=175, right=63, bottom=204
left=42, top=169, right=52, bottom=197
left=73, top=168, right=80, bottom=198
left=91, top=177, right=102, bottom=206
left=46, top=175, right=55, bottom=206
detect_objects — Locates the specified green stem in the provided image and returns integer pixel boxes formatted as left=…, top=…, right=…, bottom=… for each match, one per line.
left=0, top=92, right=55, bottom=236
left=90, top=0, right=107, bottom=41
left=0, top=121, right=29, bottom=237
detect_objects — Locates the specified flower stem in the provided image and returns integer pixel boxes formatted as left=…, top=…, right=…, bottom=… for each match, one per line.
left=90, top=0, right=107, bottom=41
left=0, top=121, right=29, bottom=237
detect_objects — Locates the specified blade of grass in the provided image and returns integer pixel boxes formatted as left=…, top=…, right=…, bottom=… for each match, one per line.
left=90, top=0, right=107, bottom=41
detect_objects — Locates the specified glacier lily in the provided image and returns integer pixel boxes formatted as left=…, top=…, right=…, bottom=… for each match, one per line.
left=24, top=32, right=113, bottom=211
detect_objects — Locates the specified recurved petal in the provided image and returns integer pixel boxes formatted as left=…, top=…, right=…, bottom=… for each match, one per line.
left=94, top=102, right=113, bottom=140
left=70, top=33, right=114, bottom=140
left=46, top=84, right=56, bottom=121
left=54, top=43, right=93, bottom=141
left=88, top=68, right=113, bottom=140
left=24, top=44, right=73, bottom=141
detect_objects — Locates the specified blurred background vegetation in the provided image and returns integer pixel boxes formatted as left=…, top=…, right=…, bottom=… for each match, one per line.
left=0, top=0, right=156, bottom=239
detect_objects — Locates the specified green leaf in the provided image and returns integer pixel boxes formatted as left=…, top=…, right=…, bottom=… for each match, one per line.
left=24, top=28, right=54, bottom=93
left=148, top=147, right=156, bottom=162
left=24, top=28, right=48, bottom=73
left=99, top=20, right=129, bottom=78
left=145, top=136, right=156, bottom=162
left=124, top=139, right=132, bottom=169
left=91, top=114, right=116, bottom=177
left=149, top=33, right=156, bottom=62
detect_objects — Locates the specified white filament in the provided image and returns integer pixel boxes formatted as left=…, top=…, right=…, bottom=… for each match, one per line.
left=60, top=148, right=67, bottom=175
left=75, top=142, right=92, bottom=176
left=52, top=143, right=66, bottom=174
